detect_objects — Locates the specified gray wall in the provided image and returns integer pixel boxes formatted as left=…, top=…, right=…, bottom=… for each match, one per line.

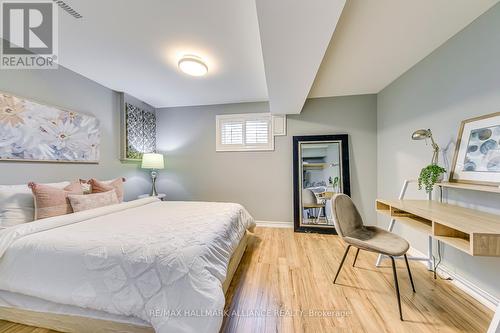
left=378, top=4, right=500, bottom=298
left=156, top=95, right=377, bottom=223
left=0, top=66, right=151, bottom=200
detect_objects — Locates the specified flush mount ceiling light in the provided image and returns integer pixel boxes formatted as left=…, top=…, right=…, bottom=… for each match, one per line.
left=178, top=55, right=208, bottom=76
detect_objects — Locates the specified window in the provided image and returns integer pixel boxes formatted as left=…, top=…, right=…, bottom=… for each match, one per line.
left=221, top=121, right=243, bottom=145
left=216, top=113, right=274, bottom=151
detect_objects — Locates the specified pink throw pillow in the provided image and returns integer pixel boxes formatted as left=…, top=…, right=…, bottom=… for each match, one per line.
left=28, top=181, right=84, bottom=220
left=68, top=190, right=119, bottom=212
left=89, top=177, right=126, bottom=202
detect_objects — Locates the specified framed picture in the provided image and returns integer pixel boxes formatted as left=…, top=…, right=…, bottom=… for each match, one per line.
left=450, top=112, right=500, bottom=186
left=120, top=101, right=156, bottom=162
left=0, top=91, right=100, bottom=163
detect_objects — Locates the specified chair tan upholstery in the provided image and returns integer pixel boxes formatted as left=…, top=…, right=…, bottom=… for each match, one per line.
left=331, top=194, right=415, bottom=321
left=331, top=194, right=409, bottom=256
left=302, top=188, right=324, bottom=208
left=344, top=227, right=409, bottom=256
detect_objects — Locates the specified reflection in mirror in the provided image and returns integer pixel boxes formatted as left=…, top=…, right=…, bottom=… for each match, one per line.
left=293, top=135, right=350, bottom=234
left=301, top=142, right=341, bottom=227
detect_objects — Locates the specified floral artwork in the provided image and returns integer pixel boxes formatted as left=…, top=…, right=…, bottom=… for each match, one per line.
left=0, top=92, right=100, bottom=163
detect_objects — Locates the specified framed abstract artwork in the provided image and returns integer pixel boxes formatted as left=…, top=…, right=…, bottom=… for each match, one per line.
left=0, top=92, right=100, bottom=163
left=121, top=102, right=156, bottom=161
left=450, top=112, right=500, bottom=186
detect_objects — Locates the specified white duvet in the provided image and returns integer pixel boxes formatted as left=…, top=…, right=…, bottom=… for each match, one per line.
left=0, top=198, right=255, bottom=333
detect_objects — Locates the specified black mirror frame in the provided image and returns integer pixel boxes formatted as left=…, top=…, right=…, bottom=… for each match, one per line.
left=293, top=134, right=351, bottom=234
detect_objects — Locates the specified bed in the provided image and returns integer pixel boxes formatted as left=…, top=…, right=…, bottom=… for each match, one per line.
left=0, top=197, right=255, bottom=333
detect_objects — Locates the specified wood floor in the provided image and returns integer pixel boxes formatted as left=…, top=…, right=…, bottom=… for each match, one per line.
left=0, top=227, right=493, bottom=333
left=221, top=227, right=493, bottom=333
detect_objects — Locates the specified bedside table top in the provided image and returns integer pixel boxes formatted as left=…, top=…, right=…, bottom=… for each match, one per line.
left=138, top=193, right=166, bottom=200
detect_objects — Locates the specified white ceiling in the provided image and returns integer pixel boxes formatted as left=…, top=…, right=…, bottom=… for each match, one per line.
left=310, top=0, right=499, bottom=98
left=255, top=0, right=345, bottom=114
left=58, top=0, right=268, bottom=108
left=56, top=0, right=499, bottom=111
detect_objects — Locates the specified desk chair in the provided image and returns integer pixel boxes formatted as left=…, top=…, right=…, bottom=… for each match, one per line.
left=302, top=188, right=326, bottom=224
left=331, top=194, right=416, bottom=320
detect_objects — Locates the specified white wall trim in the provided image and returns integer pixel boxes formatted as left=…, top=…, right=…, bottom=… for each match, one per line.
left=488, top=304, right=500, bottom=333
left=255, top=220, right=293, bottom=228
left=408, top=247, right=499, bottom=311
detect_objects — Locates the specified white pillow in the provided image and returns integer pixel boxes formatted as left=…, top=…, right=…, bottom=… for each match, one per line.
left=0, top=182, right=70, bottom=228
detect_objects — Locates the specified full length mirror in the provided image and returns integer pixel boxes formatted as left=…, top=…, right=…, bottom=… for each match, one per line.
left=293, top=135, right=350, bottom=233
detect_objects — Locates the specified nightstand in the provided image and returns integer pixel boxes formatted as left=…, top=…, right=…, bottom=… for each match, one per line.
left=138, top=193, right=166, bottom=201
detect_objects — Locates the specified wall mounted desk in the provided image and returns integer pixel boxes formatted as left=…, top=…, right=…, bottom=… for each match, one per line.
left=376, top=199, right=500, bottom=257
left=377, top=185, right=500, bottom=333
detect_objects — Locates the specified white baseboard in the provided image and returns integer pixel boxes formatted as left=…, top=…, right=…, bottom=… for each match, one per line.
left=408, top=247, right=499, bottom=311
left=255, top=220, right=293, bottom=228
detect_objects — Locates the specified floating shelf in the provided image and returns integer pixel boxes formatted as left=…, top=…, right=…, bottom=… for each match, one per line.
left=437, top=182, right=500, bottom=194
left=303, top=163, right=327, bottom=169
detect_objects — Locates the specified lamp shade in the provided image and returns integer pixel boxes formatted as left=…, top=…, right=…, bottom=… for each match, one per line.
left=141, top=153, right=164, bottom=169
left=411, top=129, right=432, bottom=140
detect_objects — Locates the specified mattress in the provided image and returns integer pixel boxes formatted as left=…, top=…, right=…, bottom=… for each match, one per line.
left=0, top=198, right=255, bottom=333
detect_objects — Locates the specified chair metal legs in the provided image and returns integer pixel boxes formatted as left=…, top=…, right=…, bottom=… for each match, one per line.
left=390, top=256, right=403, bottom=321
left=335, top=246, right=415, bottom=321
left=404, top=254, right=416, bottom=293
left=352, top=248, right=360, bottom=267
left=390, top=255, right=417, bottom=321
left=334, top=245, right=351, bottom=284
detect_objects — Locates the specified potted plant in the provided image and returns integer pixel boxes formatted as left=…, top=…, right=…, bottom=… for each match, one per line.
left=332, top=176, right=339, bottom=193
left=418, top=164, right=446, bottom=193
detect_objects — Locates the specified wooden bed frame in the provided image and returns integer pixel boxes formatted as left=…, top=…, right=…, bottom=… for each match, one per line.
left=0, top=231, right=253, bottom=333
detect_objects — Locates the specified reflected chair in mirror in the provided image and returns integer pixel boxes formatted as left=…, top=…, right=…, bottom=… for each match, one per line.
left=331, top=194, right=416, bottom=321
left=302, top=188, right=325, bottom=224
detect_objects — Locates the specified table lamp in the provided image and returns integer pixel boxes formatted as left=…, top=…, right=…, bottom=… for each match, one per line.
left=411, top=129, right=440, bottom=165
left=141, top=153, right=164, bottom=196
